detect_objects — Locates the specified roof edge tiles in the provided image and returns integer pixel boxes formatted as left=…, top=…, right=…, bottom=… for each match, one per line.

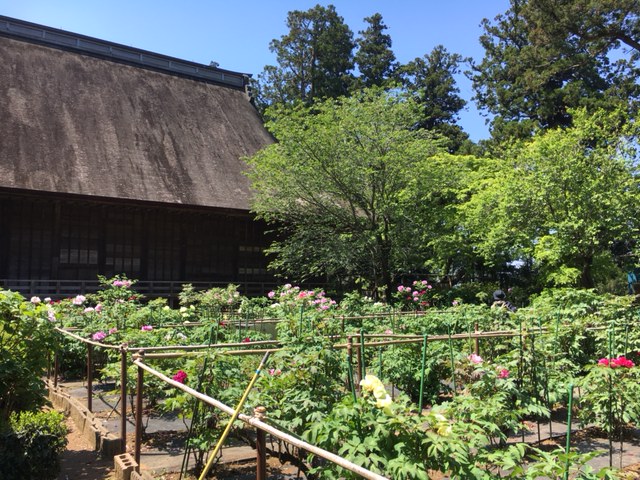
left=0, top=15, right=249, bottom=90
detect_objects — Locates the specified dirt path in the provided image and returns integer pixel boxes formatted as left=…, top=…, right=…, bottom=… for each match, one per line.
left=57, top=414, right=115, bottom=480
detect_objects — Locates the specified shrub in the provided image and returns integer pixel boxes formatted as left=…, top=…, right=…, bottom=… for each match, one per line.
left=0, top=410, right=68, bottom=480
left=0, top=290, right=57, bottom=421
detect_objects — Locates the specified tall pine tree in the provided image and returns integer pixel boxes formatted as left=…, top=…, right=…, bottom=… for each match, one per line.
left=354, top=13, right=398, bottom=88
left=255, top=4, right=355, bottom=112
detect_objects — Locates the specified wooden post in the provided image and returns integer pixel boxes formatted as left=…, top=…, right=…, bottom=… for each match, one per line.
left=120, top=345, right=128, bottom=454
left=87, top=343, right=93, bottom=413
left=254, top=406, right=267, bottom=480
left=134, top=350, right=145, bottom=471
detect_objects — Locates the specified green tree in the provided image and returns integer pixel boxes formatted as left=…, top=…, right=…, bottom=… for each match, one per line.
left=472, top=0, right=639, bottom=143
left=405, top=153, right=493, bottom=283
left=245, top=89, right=441, bottom=298
left=525, top=0, right=640, bottom=56
left=399, top=45, right=470, bottom=152
left=461, top=108, right=640, bottom=288
left=353, top=13, right=398, bottom=89
left=255, top=4, right=355, bottom=112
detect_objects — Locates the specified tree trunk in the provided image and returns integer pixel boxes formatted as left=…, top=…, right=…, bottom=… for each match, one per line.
left=579, top=255, right=595, bottom=288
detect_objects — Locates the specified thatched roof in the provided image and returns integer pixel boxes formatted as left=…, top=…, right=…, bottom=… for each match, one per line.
left=0, top=17, right=273, bottom=211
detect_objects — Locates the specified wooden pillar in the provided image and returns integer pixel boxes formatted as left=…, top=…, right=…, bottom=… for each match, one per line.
left=254, top=406, right=267, bottom=480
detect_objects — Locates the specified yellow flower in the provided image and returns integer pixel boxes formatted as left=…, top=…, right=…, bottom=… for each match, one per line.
left=360, top=374, right=384, bottom=393
left=375, top=394, right=392, bottom=409
left=372, top=384, right=388, bottom=400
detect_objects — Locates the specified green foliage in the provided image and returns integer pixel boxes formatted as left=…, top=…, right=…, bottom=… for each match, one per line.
left=250, top=337, right=345, bottom=436
left=461, top=109, right=640, bottom=289
left=578, top=360, right=640, bottom=436
left=247, top=89, right=441, bottom=298
left=0, top=410, right=68, bottom=480
left=0, top=290, right=57, bottom=422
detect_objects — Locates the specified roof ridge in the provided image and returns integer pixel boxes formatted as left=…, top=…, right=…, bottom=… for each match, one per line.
left=0, top=14, right=249, bottom=90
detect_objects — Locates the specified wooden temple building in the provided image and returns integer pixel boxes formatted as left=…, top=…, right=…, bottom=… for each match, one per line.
left=0, top=16, right=275, bottom=298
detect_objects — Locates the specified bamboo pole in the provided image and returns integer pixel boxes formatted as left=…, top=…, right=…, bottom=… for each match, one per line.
left=120, top=345, right=128, bottom=454
left=133, top=359, right=389, bottom=480
left=198, top=352, right=271, bottom=480
left=134, top=350, right=145, bottom=469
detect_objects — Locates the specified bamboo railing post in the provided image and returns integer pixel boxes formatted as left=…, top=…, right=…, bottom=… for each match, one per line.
left=134, top=349, right=145, bottom=470
left=254, top=406, right=267, bottom=480
left=120, top=345, right=128, bottom=454
left=87, top=342, right=93, bottom=413
left=54, top=347, right=59, bottom=389
left=134, top=358, right=389, bottom=480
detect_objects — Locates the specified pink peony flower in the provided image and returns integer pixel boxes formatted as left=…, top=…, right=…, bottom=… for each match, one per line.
left=468, top=353, right=483, bottom=364
left=268, top=368, right=282, bottom=376
left=498, top=368, right=510, bottom=379
left=384, top=329, right=393, bottom=335
left=612, top=356, right=635, bottom=368
left=242, top=337, right=251, bottom=343
left=108, top=327, right=118, bottom=335
left=141, top=325, right=153, bottom=331
left=452, top=300, right=459, bottom=306
left=95, top=304, right=103, bottom=312
left=84, top=307, right=95, bottom=313
left=72, top=295, right=86, bottom=306
left=92, top=331, right=107, bottom=341
left=599, top=356, right=634, bottom=368
left=30, top=296, right=41, bottom=304
left=267, top=291, right=275, bottom=298
left=172, top=370, right=187, bottom=384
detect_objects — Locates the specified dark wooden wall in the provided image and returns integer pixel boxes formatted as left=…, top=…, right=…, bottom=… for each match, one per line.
left=0, top=192, right=271, bottom=286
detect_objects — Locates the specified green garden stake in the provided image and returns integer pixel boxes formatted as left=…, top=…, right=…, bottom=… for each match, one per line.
left=448, top=326, right=456, bottom=396
left=299, top=305, right=304, bottom=337
left=418, top=334, right=428, bottom=412
left=564, top=383, right=574, bottom=480
left=539, top=316, right=553, bottom=439
left=608, top=325, right=614, bottom=360
left=360, top=329, right=366, bottom=379
left=346, top=343, right=357, bottom=402
left=608, top=326, right=614, bottom=467
left=624, top=321, right=629, bottom=357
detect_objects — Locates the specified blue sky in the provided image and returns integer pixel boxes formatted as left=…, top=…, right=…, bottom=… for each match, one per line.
left=1, top=1, right=511, bottom=140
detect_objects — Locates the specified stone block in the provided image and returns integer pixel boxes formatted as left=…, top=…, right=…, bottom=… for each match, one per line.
left=114, top=453, right=137, bottom=480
